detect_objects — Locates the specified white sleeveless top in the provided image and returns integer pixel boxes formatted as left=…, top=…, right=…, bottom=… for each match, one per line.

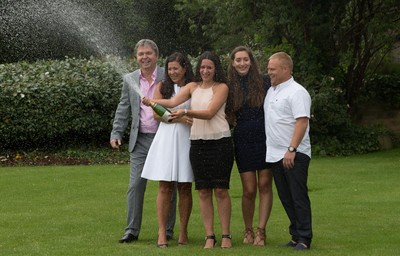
left=190, top=86, right=231, bottom=140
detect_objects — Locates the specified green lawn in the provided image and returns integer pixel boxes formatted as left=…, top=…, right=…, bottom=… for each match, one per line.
left=1, top=148, right=399, bottom=256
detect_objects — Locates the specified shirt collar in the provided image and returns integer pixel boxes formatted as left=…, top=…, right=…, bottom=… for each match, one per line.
left=140, top=67, right=157, bottom=82
left=273, top=77, right=293, bottom=91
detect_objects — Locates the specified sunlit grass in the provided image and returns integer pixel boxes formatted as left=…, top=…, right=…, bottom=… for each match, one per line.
left=0, top=148, right=399, bottom=255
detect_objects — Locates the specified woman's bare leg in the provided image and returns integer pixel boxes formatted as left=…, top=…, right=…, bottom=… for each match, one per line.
left=240, top=171, right=257, bottom=243
left=177, top=182, right=192, bottom=244
left=254, top=169, right=273, bottom=246
left=198, top=188, right=215, bottom=248
left=157, top=181, right=174, bottom=246
left=215, top=188, right=232, bottom=248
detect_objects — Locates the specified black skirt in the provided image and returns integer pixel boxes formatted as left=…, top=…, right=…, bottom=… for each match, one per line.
left=190, top=137, right=234, bottom=190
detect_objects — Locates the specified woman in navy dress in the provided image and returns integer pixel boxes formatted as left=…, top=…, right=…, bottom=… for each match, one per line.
left=226, top=46, right=273, bottom=246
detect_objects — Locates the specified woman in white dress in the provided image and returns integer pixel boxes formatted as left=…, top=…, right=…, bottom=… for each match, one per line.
left=142, top=52, right=195, bottom=248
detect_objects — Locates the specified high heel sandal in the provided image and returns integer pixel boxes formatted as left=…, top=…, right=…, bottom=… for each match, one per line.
left=243, top=227, right=254, bottom=244
left=221, top=234, right=232, bottom=249
left=253, top=227, right=266, bottom=246
left=204, top=234, right=217, bottom=249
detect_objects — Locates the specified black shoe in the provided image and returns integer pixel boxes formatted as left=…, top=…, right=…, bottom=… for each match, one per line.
left=279, top=240, right=297, bottom=247
left=293, top=243, right=310, bottom=250
left=119, top=233, right=138, bottom=243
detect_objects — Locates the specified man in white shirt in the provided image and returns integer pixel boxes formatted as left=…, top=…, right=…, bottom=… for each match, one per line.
left=264, top=52, right=312, bottom=251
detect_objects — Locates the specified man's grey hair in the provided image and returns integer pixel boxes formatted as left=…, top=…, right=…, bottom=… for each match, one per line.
left=134, top=39, right=159, bottom=57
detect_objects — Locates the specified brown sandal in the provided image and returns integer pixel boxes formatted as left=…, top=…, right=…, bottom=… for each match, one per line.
left=253, top=227, right=266, bottom=246
left=243, top=227, right=254, bottom=244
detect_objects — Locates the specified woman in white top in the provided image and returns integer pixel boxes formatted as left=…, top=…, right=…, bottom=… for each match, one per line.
left=143, top=51, right=234, bottom=249
left=142, top=52, right=194, bottom=248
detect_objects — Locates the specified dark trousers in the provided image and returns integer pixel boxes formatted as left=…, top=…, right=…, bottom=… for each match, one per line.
left=271, top=152, right=313, bottom=245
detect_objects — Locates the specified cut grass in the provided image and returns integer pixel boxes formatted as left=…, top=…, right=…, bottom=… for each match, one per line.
left=0, top=148, right=399, bottom=255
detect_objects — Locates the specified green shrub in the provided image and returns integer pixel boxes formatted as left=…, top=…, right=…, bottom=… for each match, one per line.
left=0, top=56, right=392, bottom=155
left=309, top=76, right=385, bottom=156
left=360, top=74, right=400, bottom=108
left=311, top=124, right=383, bottom=156
left=0, top=57, right=133, bottom=149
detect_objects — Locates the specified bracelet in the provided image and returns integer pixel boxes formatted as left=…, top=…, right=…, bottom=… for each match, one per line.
left=184, top=109, right=188, bottom=115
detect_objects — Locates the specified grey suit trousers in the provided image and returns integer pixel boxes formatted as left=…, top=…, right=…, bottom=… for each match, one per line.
left=124, top=132, right=176, bottom=237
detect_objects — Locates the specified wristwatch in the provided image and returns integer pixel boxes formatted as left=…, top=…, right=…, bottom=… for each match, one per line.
left=288, top=146, right=297, bottom=153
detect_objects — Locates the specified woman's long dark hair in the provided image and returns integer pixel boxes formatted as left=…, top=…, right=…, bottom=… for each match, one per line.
left=160, top=52, right=194, bottom=99
left=227, top=46, right=265, bottom=113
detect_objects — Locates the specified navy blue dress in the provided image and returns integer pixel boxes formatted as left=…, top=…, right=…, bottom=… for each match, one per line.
left=233, top=75, right=271, bottom=173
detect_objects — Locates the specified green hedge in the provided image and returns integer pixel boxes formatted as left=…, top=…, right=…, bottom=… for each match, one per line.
left=1, top=57, right=394, bottom=155
left=0, top=57, right=131, bottom=149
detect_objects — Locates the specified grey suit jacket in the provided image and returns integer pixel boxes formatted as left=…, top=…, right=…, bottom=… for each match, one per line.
left=110, top=66, right=165, bottom=152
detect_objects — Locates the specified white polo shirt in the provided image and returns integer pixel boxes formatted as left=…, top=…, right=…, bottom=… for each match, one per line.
left=264, top=77, right=311, bottom=162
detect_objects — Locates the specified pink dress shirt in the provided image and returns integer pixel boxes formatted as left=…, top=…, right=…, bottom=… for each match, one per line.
left=139, top=68, right=159, bottom=133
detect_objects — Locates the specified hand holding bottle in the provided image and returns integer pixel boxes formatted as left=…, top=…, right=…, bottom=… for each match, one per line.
left=142, top=97, right=172, bottom=122
left=170, top=109, right=183, bottom=119
left=142, top=97, right=151, bottom=106
left=170, top=109, right=193, bottom=125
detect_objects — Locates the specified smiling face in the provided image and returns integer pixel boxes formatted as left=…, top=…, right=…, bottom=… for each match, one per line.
left=267, top=58, right=291, bottom=86
left=136, top=45, right=158, bottom=72
left=167, top=61, right=186, bottom=86
left=232, top=50, right=251, bottom=76
left=199, top=59, right=216, bottom=83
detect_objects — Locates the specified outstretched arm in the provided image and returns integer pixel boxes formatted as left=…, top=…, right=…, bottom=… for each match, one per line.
left=142, top=82, right=193, bottom=108
left=170, top=83, right=229, bottom=120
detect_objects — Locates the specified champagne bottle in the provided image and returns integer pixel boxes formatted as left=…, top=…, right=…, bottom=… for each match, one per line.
left=149, top=101, right=172, bottom=122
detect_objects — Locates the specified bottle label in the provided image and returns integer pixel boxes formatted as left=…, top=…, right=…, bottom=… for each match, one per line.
left=161, top=112, right=171, bottom=122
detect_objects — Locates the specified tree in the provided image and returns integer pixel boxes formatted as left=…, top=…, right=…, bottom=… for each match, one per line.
left=176, top=0, right=400, bottom=116
left=134, top=0, right=213, bottom=56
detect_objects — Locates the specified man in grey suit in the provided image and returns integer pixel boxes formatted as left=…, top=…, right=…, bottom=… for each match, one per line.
left=110, top=39, right=176, bottom=243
